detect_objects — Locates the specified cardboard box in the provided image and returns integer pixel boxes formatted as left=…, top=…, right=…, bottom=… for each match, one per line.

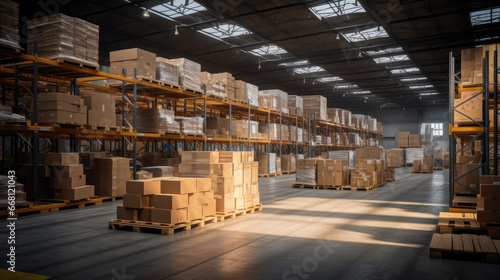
left=138, top=207, right=152, bottom=222
left=181, top=151, right=219, bottom=163
left=202, top=201, right=216, bottom=216
left=409, top=134, right=422, bottom=148
left=477, top=197, right=500, bottom=211
left=116, top=205, right=136, bottom=220
left=38, top=110, right=86, bottom=125
left=454, top=90, right=483, bottom=124
left=153, top=194, right=188, bottom=209
left=188, top=205, right=203, bottom=220
left=53, top=185, right=94, bottom=201
left=214, top=192, right=235, bottom=212
left=38, top=92, right=82, bottom=105
left=219, top=151, right=241, bottom=163
left=397, top=132, right=410, bottom=147
left=123, top=194, right=150, bottom=208
left=214, top=176, right=234, bottom=194
left=196, top=177, right=211, bottom=192
left=179, top=163, right=233, bottom=176
left=126, top=179, right=161, bottom=195
left=188, top=193, right=207, bottom=206
left=110, top=48, right=156, bottom=62
left=50, top=164, right=84, bottom=178
left=161, top=178, right=197, bottom=194
left=50, top=174, right=86, bottom=189
left=234, top=185, right=244, bottom=197
left=151, top=208, right=188, bottom=224
left=251, top=162, right=259, bottom=183
left=43, top=153, right=79, bottom=166
left=480, top=184, right=500, bottom=197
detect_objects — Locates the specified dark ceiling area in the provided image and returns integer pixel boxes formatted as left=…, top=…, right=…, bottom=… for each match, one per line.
left=15, top=0, right=500, bottom=113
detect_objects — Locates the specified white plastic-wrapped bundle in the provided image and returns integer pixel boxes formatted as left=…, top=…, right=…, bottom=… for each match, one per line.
left=258, top=153, right=276, bottom=174
left=156, top=58, right=179, bottom=85
left=167, top=58, right=201, bottom=92
left=296, top=168, right=316, bottom=185
left=349, top=133, right=362, bottom=146
left=140, top=166, right=174, bottom=177
left=258, top=90, right=288, bottom=113
left=297, top=127, right=303, bottom=143
left=175, top=116, right=204, bottom=135
left=296, top=154, right=305, bottom=160
left=302, top=95, right=327, bottom=121
left=420, top=123, right=434, bottom=142
left=259, top=123, right=279, bottom=141
left=0, top=0, right=20, bottom=49
left=325, top=150, right=355, bottom=167
left=405, top=148, right=424, bottom=165
left=369, top=118, right=377, bottom=131
left=343, top=110, right=352, bottom=127
left=288, top=95, right=303, bottom=110
left=247, top=83, right=259, bottom=107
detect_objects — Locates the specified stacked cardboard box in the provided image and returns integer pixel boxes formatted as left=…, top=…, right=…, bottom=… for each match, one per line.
left=343, top=110, right=352, bottom=127
left=230, top=120, right=259, bottom=139
left=288, top=95, right=303, bottom=117
left=37, top=92, right=87, bottom=126
left=212, top=72, right=235, bottom=99
left=137, top=152, right=179, bottom=167
left=0, top=104, right=25, bottom=122
left=398, top=132, right=410, bottom=148
left=156, top=57, right=179, bottom=85
left=302, top=95, right=327, bottom=121
left=235, top=80, right=259, bottom=106
left=28, top=13, right=99, bottom=67
left=258, top=90, right=288, bottom=113
left=276, top=157, right=282, bottom=174
left=140, top=166, right=175, bottom=178
left=444, top=152, right=450, bottom=168
left=281, top=155, right=296, bottom=172
left=317, top=159, right=344, bottom=186
left=412, top=161, right=422, bottom=173
left=0, top=0, right=20, bottom=49
left=322, top=150, right=355, bottom=167
left=80, top=88, right=116, bottom=127
left=258, top=153, right=276, bottom=175
left=296, top=158, right=318, bottom=185
left=134, top=108, right=180, bottom=133
left=453, top=90, right=483, bottom=125
left=178, top=151, right=259, bottom=212
left=110, top=48, right=156, bottom=79
left=386, top=167, right=395, bottom=181
left=259, top=123, right=279, bottom=141
left=175, top=116, right=204, bottom=135
left=461, top=44, right=500, bottom=86
left=422, top=155, right=434, bottom=173
left=44, top=153, right=94, bottom=200
left=406, top=148, right=424, bottom=166
left=206, top=117, right=229, bottom=138
left=168, top=58, right=202, bottom=92
left=201, top=72, right=226, bottom=98
left=476, top=175, right=500, bottom=223
left=385, top=149, right=404, bottom=167
left=281, top=125, right=290, bottom=142
left=434, top=150, right=445, bottom=169
left=409, top=134, right=423, bottom=148
left=454, top=154, right=481, bottom=194
left=0, top=175, right=26, bottom=205
left=350, top=160, right=383, bottom=188
left=94, top=157, right=130, bottom=197
left=327, top=108, right=341, bottom=124
left=377, top=122, right=383, bottom=133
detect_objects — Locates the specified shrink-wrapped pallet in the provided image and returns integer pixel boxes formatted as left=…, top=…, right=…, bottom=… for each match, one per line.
left=258, top=153, right=276, bottom=174
left=259, top=123, right=279, bottom=141
left=302, top=95, right=327, bottom=121
left=385, top=149, right=404, bottom=167
left=295, top=159, right=317, bottom=185
left=156, top=58, right=179, bottom=85
left=167, top=58, right=201, bottom=92
left=405, top=148, right=425, bottom=165
left=175, top=116, right=204, bottom=135
left=258, top=90, right=288, bottom=113
left=0, top=0, right=20, bottom=49
left=135, top=109, right=180, bottom=133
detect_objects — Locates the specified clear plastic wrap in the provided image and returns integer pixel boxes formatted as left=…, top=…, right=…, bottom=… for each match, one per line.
left=296, top=167, right=316, bottom=185
left=297, top=127, right=303, bottom=143
left=324, top=151, right=355, bottom=167
left=282, top=154, right=296, bottom=172
left=156, top=58, right=179, bottom=85
left=247, top=83, right=259, bottom=107
left=406, top=148, right=425, bottom=165
left=140, top=166, right=174, bottom=177
left=302, top=95, right=327, bottom=121
left=0, top=0, right=20, bottom=50
left=167, top=58, right=201, bottom=92
left=175, top=116, right=204, bottom=135
left=259, top=123, right=279, bottom=141
left=135, top=108, right=180, bottom=133
left=343, top=110, right=352, bottom=127
left=259, top=89, right=288, bottom=113
left=258, top=153, right=276, bottom=174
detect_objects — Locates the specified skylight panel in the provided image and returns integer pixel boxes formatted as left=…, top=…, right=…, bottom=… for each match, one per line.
left=335, top=84, right=358, bottom=89
left=401, top=77, right=427, bottom=82
left=373, top=55, right=409, bottom=64
left=350, top=91, right=371, bottom=94
left=470, top=7, right=500, bottom=26
left=278, top=60, right=309, bottom=67
left=390, top=67, right=420, bottom=74
left=410, top=85, right=434, bottom=89
left=150, top=1, right=206, bottom=18
left=249, top=45, right=288, bottom=57
left=475, top=36, right=500, bottom=42
left=419, top=92, right=439, bottom=96
left=293, top=66, right=326, bottom=74
left=343, top=26, right=389, bottom=42
left=309, top=0, right=366, bottom=20
left=199, top=24, right=252, bottom=39
left=317, top=76, right=343, bottom=83
left=365, top=47, right=403, bottom=56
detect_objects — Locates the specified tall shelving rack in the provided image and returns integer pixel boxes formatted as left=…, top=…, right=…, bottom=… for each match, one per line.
left=448, top=50, right=500, bottom=208
left=0, top=47, right=383, bottom=203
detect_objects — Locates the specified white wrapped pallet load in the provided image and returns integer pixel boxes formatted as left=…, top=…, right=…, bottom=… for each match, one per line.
left=405, top=148, right=425, bottom=165
left=247, top=83, right=259, bottom=107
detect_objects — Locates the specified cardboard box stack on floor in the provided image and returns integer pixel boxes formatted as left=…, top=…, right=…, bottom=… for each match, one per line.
left=406, top=148, right=424, bottom=166
left=0, top=0, right=20, bottom=49
left=454, top=154, right=481, bottom=194
left=296, top=158, right=318, bottom=185
left=351, top=160, right=385, bottom=187
left=386, top=167, right=395, bottom=181
left=385, top=149, right=404, bottom=167
left=110, top=48, right=156, bottom=79
left=412, top=160, right=422, bottom=173
left=302, top=95, right=327, bottom=121
left=156, top=57, right=179, bottom=85
left=45, top=153, right=94, bottom=201
left=317, top=159, right=345, bottom=186
left=453, top=90, right=483, bottom=125
left=476, top=175, right=500, bottom=223
left=211, top=72, right=235, bottom=100
left=141, top=166, right=175, bottom=178
left=409, top=134, right=423, bottom=148
left=281, top=155, right=296, bottom=173
left=397, top=132, right=410, bottom=148
left=0, top=175, right=26, bottom=205
left=28, top=13, right=99, bottom=67
left=94, top=157, right=130, bottom=197
left=134, top=108, right=180, bottom=133
left=288, top=95, right=303, bottom=117
left=80, top=88, right=116, bottom=127
left=178, top=151, right=259, bottom=213
left=258, top=153, right=276, bottom=175
left=422, top=155, right=434, bottom=172
left=37, top=92, right=87, bottom=126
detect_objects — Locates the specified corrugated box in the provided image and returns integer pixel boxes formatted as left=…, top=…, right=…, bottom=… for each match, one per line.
left=302, top=95, right=327, bottom=121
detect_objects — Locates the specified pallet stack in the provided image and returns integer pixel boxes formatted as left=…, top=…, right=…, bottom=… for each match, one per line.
left=110, top=48, right=156, bottom=79
left=211, top=72, right=235, bottom=99
left=0, top=175, right=26, bottom=206
left=36, top=92, right=87, bottom=126
left=258, top=153, right=277, bottom=175
left=156, top=57, right=180, bottom=85
left=477, top=175, right=500, bottom=227
left=0, top=0, right=20, bottom=50
left=134, top=108, right=180, bottom=134
left=93, top=157, right=130, bottom=197
left=81, top=88, right=116, bottom=128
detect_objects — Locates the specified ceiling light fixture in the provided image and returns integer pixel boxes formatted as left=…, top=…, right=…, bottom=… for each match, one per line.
left=175, top=25, right=179, bottom=35
left=336, top=33, right=340, bottom=40
left=258, top=59, right=261, bottom=69
left=143, top=9, right=150, bottom=17
left=358, top=50, right=362, bottom=58
left=303, top=77, right=306, bottom=84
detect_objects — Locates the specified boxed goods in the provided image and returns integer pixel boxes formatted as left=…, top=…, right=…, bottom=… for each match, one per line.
left=322, top=150, right=355, bottom=167
left=406, top=148, right=424, bottom=165
left=175, top=116, right=204, bottom=135
left=80, top=88, right=116, bottom=127
left=460, top=44, right=500, bottom=86
left=454, top=163, right=480, bottom=194
left=0, top=0, right=20, bottom=49
left=156, top=57, right=180, bottom=85
left=0, top=176, right=26, bottom=205
left=453, top=90, right=483, bottom=125
left=317, top=159, right=344, bottom=186
left=28, top=13, right=99, bottom=67
left=377, top=122, right=383, bottom=133
left=140, top=166, right=174, bottom=177
left=281, top=155, right=296, bottom=172
left=94, top=157, right=130, bottom=197
left=168, top=58, right=202, bottom=92
left=409, top=134, right=422, bottom=148
left=258, top=153, right=276, bottom=175
left=258, top=90, right=288, bottom=113
left=110, top=48, right=156, bottom=79
left=355, top=148, right=384, bottom=161
left=385, top=149, right=404, bottom=167
left=134, top=108, right=180, bottom=133
left=36, top=92, right=87, bottom=125
left=231, top=120, right=259, bottom=139
left=296, top=158, right=318, bottom=185
left=212, top=72, right=235, bottom=100
left=476, top=175, right=500, bottom=223
left=247, top=83, right=259, bottom=107
left=398, top=132, right=410, bottom=148
left=259, top=123, right=279, bottom=141
left=412, top=160, right=422, bottom=173
left=327, top=108, right=341, bottom=124
left=288, top=95, right=303, bottom=117
left=302, top=95, right=327, bottom=121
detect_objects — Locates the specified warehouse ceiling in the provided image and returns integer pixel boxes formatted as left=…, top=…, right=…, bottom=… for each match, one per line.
left=16, top=0, right=500, bottom=112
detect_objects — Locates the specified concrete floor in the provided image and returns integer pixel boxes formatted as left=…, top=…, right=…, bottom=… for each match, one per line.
left=2, top=168, right=499, bottom=280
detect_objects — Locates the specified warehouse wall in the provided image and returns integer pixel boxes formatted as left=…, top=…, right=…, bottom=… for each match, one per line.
left=361, top=106, right=450, bottom=151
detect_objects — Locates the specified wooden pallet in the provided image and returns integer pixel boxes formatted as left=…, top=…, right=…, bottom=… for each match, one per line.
left=84, top=124, right=116, bottom=131
left=452, top=196, right=477, bottom=208
left=315, top=185, right=343, bottom=190
left=100, top=196, right=123, bottom=202
left=292, top=184, right=316, bottom=189
left=386, top=178, right=395, bottom=182
left=438, top=212, right=481, bottom=234
left=0, top=201, right=34, bottom=210
left=343, top=185, right=376, bottom=191
left=430, top=233, right=500, bottom=264
left=259, top=173, right=281, bottom=177
left=183, top=87, right=203, bottom=95
left=54, top=57, right=99, bottom=70
left=216, top=204, right=262, bottom=222
left=282, top=171, right=296, bottom=174
left=38, top=123, right=83, bottom=129
left=109, top=216, right=217, bottom=235
left=0, top=120, right=30, bottom=126
left=0, top=197, right=103, bottom=217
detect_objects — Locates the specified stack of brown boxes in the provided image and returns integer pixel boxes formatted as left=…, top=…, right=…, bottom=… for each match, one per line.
left=134, top=108, right=180, bottom=133
left=454, top=155, right=481, bottom=194
left=421, top=155, right=434, bottom=173
left=385, top=149, right=404, bottom=167
left=45, top=153, right=94, bottom=200
left=287, top=95, right=303, bottom=117
left=412, top=160, right=422, bottom=173
left=327, top=108, right=341, bottom=124
left=140, top=166, right=175, bottom=178
left=79, top=151, right=107, bottom=185
left=317, top=160, right=344, bottom=186
left=386, top=167, right=395, bottom=181
left=206, top=117, right=229, bottom=138
left=178, top=151, right=259, bottom=213
left=444, top=152, right=450, bottom=168
left=201, top=72, right=226, bottom=98
left=0, top=0, right=20, bottom=50
left=461, top=44, right=500, bottom=86
left=295, top=158, right=318, bottom=185
left=259, top=123, right=279, bottom=141
left=0, top=175, right=26, bottom=205
left=230, top=120, right=259, bottom=139
left=302, top=95, right=327, bottom=121
left=212, top=73, right=235, bottom=100
left=258, top=153, right=277, bottom=175
left=397, top=132, right=410, bottom=148
left=351, top=160, right=384, bottom=187
left=476, top=175, right=500, bottom=225
left=156, top=57, right=179, bottom=85
left=377, top=122, right=383, bottom=133
left=80, top=88, right=116, bottom=127
left=258, top=90, right=288, bottom=114
left=409, top=134, right=423, bottom=148
left=281, top=155, right=296, bottom=173
left=94, top=157, right=131, bottom=197
left=37, top=92, right=87, bottom=126
left=234, top=80, right=259, bottom=104
left=110, top=48, right=156, bottom=79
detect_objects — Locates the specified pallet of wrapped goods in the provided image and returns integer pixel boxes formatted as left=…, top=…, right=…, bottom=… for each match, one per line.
left=348, top=133, right=361, bottom=146
left=276, top=157, right=282, bottom=175
left=36, top=92, right=87, bottom=126
left=175, top=116, right=204, bottom=136
left=258, top=89, right=288, bottom=114
left=421, top=155, right=434, bottom=173
left=140, top=166, right=174, bottom=178
left=377, top=122, right=383, bottom=133
left=302, top=95, right=327, bottom=121
left=28, top=13, right=99, bottom=68
left=234, top=80, right=256, bottom=105
left=156, top=57, right=179, bottom=85
left=294, top=159, right=318, bottom=186
left=0, top=104, right=26, bottom=123
left=281, top=155, right=296, bottom=173
left=317, top=159, right=344, bottom=187
left=461, top=44, right=500, bottom=86
left=168, top=58, right=202, bottom=92
left=397, top=132, right=410, bottom=148
left=212, top=72, right=235, bottom=100
left=369, top=117, right=377, bottom=131
left=258, top=153, right=276, bottom=175
left=231, top=120, right=259, bottom=139
left=343, top=110, right=352, bottom=127
left=259, top=123, right=279, bottom=141
left=405, top=148, right=424, bottom=166
left=323, top=150, right=355, bottom=167
left=110, top=48, right=156, bottom=79
left=288, top=95, right=303, bottom=117
left=327, top=108, right=341, bottom=124
left=135, top=108, right=180, bottom=134
left=385, top=149, right=404, bottom=167
left=0, top=0, right=20, bottom=50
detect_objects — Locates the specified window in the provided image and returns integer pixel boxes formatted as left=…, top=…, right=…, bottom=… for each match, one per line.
left=150, top=1, right=207, bottom=18
left=470, top=7, right=500, bottom=26
left=373, top=55, right=409, bottom=64
left=343, top=26, right=389, bottom=42
left=248, top=45, right=288, bottom=57
left=309, top=0, right=366, bottom=20
left=424, top=123, right=444, bottom=136
left=278, top=60, right=309, bottom=67
left=199, top=24, right=252, bottom=39
left=317, top=76, right=343, bottom=83
left=293, top=66, right=326, bottom=74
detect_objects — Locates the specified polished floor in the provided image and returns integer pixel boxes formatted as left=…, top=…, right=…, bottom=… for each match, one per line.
left=3, top=168, right=499, bottom=280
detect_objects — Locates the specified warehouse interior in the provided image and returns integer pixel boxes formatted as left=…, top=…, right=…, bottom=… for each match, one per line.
left=0, top=0, right=499, bottom=279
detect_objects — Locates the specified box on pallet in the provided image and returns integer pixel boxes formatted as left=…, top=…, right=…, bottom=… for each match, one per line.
left=302, top=95, right=327, bottom=121
left=168, top=58, right=202, bottom=92
left=156, top=57, right=179, bottom=85
left=110, top=48, right=156, bottom=79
